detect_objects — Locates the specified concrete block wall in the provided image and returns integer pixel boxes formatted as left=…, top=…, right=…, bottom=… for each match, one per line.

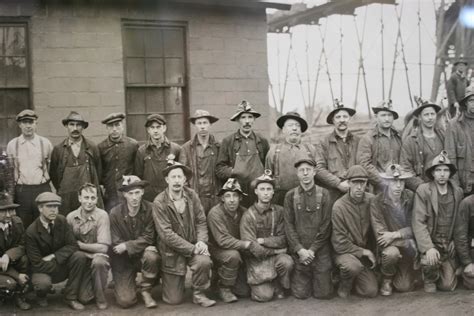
left=0, top=0, right=270, bottom=144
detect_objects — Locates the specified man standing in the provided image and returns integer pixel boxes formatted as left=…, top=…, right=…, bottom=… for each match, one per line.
left=315, top=101, right=359, bottom=204
left=370, top=164, right=417, bottom=296
left=265, top=112, right=315, bottom=206
left=179, top=110, right=220, bottom=214
left=66, top=183, right=111, bottom=310
left=98, top=113, right=138, bottom=211
left=445, top=86, right=474, bottom=196
left=400, top=101, right=444, bottom=192
left=357, top=100, right=402, bottom=191
left=284, top=159, right=333, bottom=300
left=412, top=151, right=463, bottom=292
left=240, top=171, right=294, bottom=302
left=153, top=158, right=215, bottom=307
left=332, top=165, right=378, bottom=298
left=50, top=111, right=103, bottom=215
left=216, top=100, right=270, bottom=207
left=207, top=178, right=251, bottom=303
left=447, top=60, right=469, bottom=117
left=109, top=176, right=159, bottom=309
left=7, top=110, right=53, bottom=228
left=135, top=114, right=182, bottom=202
left=0, top=186, right=30, bottom=310
left=25, top=192, right=91, bottom=310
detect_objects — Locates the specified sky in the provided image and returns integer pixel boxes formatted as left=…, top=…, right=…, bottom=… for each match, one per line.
left=267, top=0, right=456, bottom=118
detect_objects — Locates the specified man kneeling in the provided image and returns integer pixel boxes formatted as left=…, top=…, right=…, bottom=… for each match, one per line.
left=240, top=170, right=294, bottom=302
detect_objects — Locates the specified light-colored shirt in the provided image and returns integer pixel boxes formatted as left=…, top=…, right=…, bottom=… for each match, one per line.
left=7, top=134, right=53, bottom=185
left=68, top=137, right=83, bottom=158
left=66, top=207, right=111, bottom=247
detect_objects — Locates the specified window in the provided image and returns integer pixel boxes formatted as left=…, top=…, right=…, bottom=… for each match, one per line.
left=0, top=22, right=30, bottom=148
left=122, top=21, right=188, bottom=143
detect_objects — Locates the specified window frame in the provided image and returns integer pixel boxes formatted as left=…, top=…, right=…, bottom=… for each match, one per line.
left=121, top=19, right=190, bottom=144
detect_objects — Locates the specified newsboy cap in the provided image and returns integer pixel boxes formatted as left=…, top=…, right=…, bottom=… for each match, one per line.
left=102, top=112, right=125, bottom=125
left=294, top=158, right=316, bottom=168
left=16, top=109, right=38, bottom=122
left=346, top=165, right=369, bottom=180
left=35, top=192, right=62, bottom=206
left=145, top=114, right=166, bottom=127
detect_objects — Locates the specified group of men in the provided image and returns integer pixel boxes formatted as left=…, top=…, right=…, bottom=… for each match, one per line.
left=2, top=82, right=474, bottom=311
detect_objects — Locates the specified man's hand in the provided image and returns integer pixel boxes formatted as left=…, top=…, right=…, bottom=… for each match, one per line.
left=257, top=238, right=265, bottom=245
left=194, top=241, right=210, bottom=256
left=42, top=254, right=55, bottom=262
left=297, top=249, right=315, bottom=265
left=249, top=241, right=271, bottom=259
left=18, top=273, right=29, bottom=285
left=362, top=249, right=376, bottom=269
left=464, top=263, right=474, bottom=277
left=243, top=241, right=251, bottom=249
left=337, top=180, right=350, bottom=193
left=425, top=248, right=440, bottom=266
left=0, top=254, right=9, bottom=272
left=113, top=243, right=127, bottom=255
left=377, top=231, right=401, bottom=248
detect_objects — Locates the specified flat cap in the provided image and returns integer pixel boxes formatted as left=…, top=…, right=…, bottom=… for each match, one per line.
left=145, top=114, right=166, bottom=127
left=16, top=109, right=38, bottom=122
left=346, top=165, right=369, bottom=180
left=102, top=112, right=125, bottom=125
left=294, top=158, right=316, bottom=168
left=35, top=192, right=62, bottom=205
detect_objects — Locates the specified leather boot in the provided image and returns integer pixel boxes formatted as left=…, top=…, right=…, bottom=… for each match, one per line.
left=15, top=295, right=31, bottom=310
left=337, top=278, right=353, bottom=299
left=219, top=287, right=238, bottom=303
left=380, top=279, right=393, bottom=296
left=141, top=291, right=158, bottom=308
left=193, top=290, right=216, bottom=307
left=424, top=282, right=437, bottom=293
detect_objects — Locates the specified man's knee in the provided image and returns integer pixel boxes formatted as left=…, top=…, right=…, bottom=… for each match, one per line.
left=32, top=273, right=52, bottom=294
left=142, top=249, right=160, bottom=265
left=91, top=255, right=110, bottom=272
left=382, top=246, right=401, bottom=264
left=221, top=250, right=242, bottom=269
left=337, top=255, right=363, bottom=278
left=0, top=275, right=17, bottom=291
left=250, top=282, right=274, bottom=302
left=276, top=254, right=294, bottom=272
left=69, top=251, right=89, bottom=266
left=193, top=254, right=213, bottom=271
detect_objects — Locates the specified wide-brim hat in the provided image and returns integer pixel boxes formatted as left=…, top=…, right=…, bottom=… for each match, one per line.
left=0, top=193, right=19, bottom=210
left=454, top=60, right=468, bottom=67
left=230, top=100, right=261, bottom=121
left=218, top=178, right=247, bottom=196
left=62, top=111, right=89, bottom=129
left=162, top=155, right=192, bottom=180
left=425, top=151, right=457, bottom=180
left=372, top=100, right=399, bottom=120
left=118, top=175, right=149, bottom=192
left=250, top=170, right=275, bottom=190
left=189, top=110, right=219, bottom=124
left=412, top=100, right=442, bottom=117
left=326, top=101, right=356, bottom=124
left=379, top=164, right=413, bottom=180
left=276, top=112, right=308, bottom=132
left=460, top=86, right=474, bottom=106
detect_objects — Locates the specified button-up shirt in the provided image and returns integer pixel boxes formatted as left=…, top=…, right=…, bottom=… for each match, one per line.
left=207, top=203, right=247, bottom=250
left=7, top=134, right=53, bottom=185
left=66, top=207, right=111, bottom=246
left=39, top=216, right=53, bottom=233
left=68, top=137, right=83, bottom=158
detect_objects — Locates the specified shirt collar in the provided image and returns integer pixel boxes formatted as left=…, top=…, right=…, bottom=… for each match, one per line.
left=0, top=222, right=10, bottom=231
left=18, top=134, right=37, bottom=145
left=74, top=208, right=97, bottom=222
left=67, top=137, right=83, bottom=147
left=329, top=130, right=353, bottom=142
left=108, top=135, right=124, bottom=145
left=235, top=130, right=255, bottom=140
left=146, top=136, right=170, bottom=149
left=253, top=203, right=272, bottom=215
left=39, top=216, right=53, bottom=231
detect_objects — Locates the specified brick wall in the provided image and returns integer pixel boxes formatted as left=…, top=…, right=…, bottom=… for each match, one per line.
left=0, top=0, right=270, bottom=145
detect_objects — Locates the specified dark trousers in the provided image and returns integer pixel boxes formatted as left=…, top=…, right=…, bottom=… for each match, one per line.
left=161, top=254, right=212, bottom=305
left=14, top=182, right=51, bottom=229
left=421, top=253, right=457, bottom=291
left=291, top=248, right=333, bottom=299
left=210, top=248, right=249, bottom=296
left=111, top=249, right=160, bottom=308
left=0, top=255, right=28, bottom=293
left=380, top=246, right=416, bottom=292
left=31, top=251, right=93, bottom=302
left=335, top=254, right=378, bottom=298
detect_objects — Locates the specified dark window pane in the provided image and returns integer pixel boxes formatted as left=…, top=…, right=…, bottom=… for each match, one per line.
left=144, top=29, right=163, bottom=57
left=123, top=28, right=145, bottom=57
left=0, top=58, right=5, bottom=87
left=145, top=58, right=164, bottom=84
left=164, top=58, right=184, bottom=85
left=164, top=113, right=185, bottom=142
left=126, top=88, right=146, bottom=114
left=163, top=29, right=184, bottom=58
left=5, top=57, right=27, bottom=86
left=164, top=87, right=183, bottom=113
left=126, top=58, right=145, bottom=84
left=126, top=114, right=147, bottom=142
left=4, top=89, right=28, bottom=116
left=145, top=88, right=165, bottom=113
left=4, top=27, right=26, bottom=56
left=0, top=118, right=18, bottom=148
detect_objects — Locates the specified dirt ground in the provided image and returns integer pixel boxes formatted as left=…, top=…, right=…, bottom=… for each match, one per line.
left=2, top=285, right=474, bottom=316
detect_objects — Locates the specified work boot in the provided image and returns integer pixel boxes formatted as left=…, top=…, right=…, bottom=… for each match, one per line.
left=337, top=279, right=352, bottom=299
left=424, top=282, right=437, bottom=293
left=219, top=287, right=238, bottom=303
left=15, top=296, right=31, bottom=310
left=274, top=285, right=287, bottom=300
left=36, top=296, right=48, bottom=307
left=193, top=290, right=216, bottom=307
left=141, top=291, right=158, bottom=308
left=380, top=279, right=393, bottom=296
left=96, top=301, right=108, bottom=310
left=65, top=300, right=85, bottom=311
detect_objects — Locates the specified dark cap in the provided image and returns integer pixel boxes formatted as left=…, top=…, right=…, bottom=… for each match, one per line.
left=294, top=158, right=316, bottom=168
left=326, top=99, right=356, bottom=124
left=62, top=111, right=89, bottom=129
left=346, top=165, right=369, bottom=180
left=145, top=114, right=166, bottom=127
left=35, top=192, right=62, bottom=206
left=16, top=109, right=38, bottom=122
left=102, top=112, right=125, bottom=125
left=189, top=110, right=219, bottom=124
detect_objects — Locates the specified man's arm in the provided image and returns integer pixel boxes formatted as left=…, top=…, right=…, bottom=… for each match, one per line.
left=399, top=138, right=424, bottom=192
left=283, top=191, right=304, bottom=252
left=124, top=210, right=156, bottom=256
left=331, top=206, right=365, bottom=257
left=308, top=191, right=332, bottom=254
left=412, top=187, right=435, bottom=253
left=356, top=135, right=383, bottom=188
left=54, top=220, right=79, bottom=265
left=25, top=231, right=56, bottom=273
left=315, top=141, right=342, bottom=189
left=207, top=210, right=247, bottom=250
left=444, top=121, right=461, bottom=186
left=260, top=208, right=286, bottom=249
left=454, top=198, right=472, bottom=266
left=193, top=194, right=209, bottom=244
left=215, top=136, right=234, bottom=180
